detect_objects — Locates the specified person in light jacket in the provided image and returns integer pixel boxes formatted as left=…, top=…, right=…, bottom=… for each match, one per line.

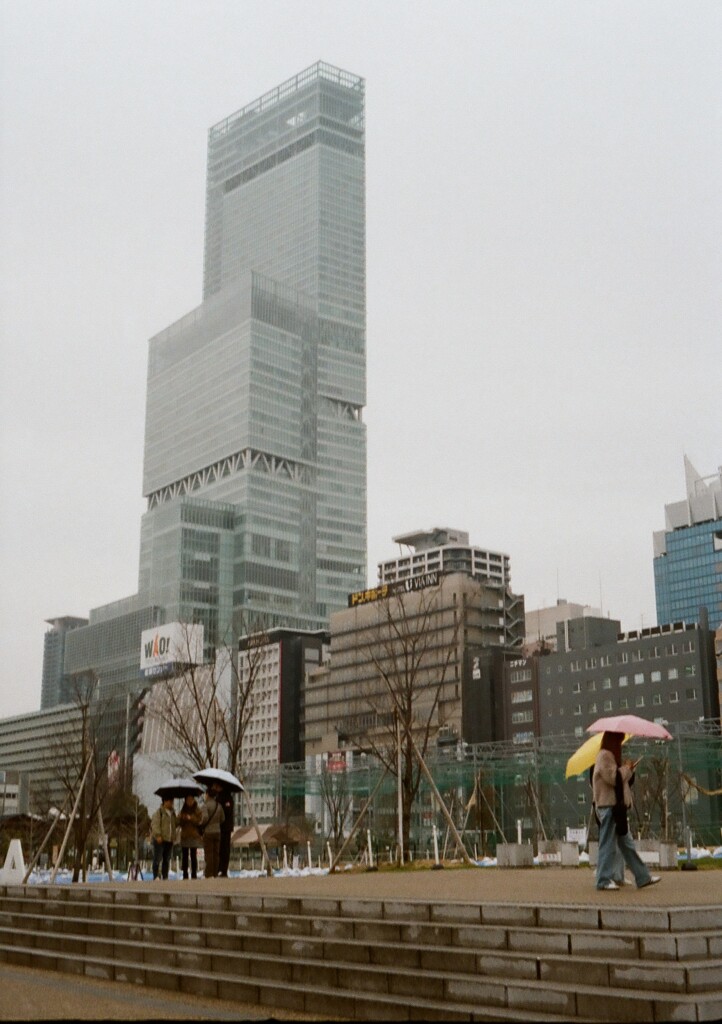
left=593, top=731, right=660, bottom=891
left=150, top=797, right=177, bottom=880
left=200, top=785, right=225, bottom=878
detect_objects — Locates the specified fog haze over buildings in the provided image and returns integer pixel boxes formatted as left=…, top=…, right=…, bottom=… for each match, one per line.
left=1, top=0, right=720, bottom=718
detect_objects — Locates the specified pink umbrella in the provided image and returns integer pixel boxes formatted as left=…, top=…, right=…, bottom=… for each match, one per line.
left=586, top=714, right=672, bottom=740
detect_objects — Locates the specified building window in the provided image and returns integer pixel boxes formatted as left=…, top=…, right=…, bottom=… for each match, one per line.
left=619, top=675, right=628, bottom=687
left=619, top=697, right=629, bottom=709
left=636, top=695, right=645, bottom=708
left=603, top=700, right=613, bottom=711
left=682, top=641, right=695, bottom=654
left=618, top=652, right=629, bottom=664
left=668, top=668, right=678, bottom=680
left=667, top=644, right=678, bottom=656
left=570, top=660, right=581, bottom=672
left=602, top=677, right=612, bottom=689
left=512, top=710, right=534, bottom=724
left=634, top=673, right=645, bottom=685
left=511, top=690, right=533, bottom=704
left=653, top=694, right=662, bottom=705
left=587, top=680, right=596, bottom=692
left=577, top=793, right=586, bottom=805
left=686, top=688, right=698, bottom=701
left=588, top=702, right=597, bottom=714
left=651, top=670, right=661, bottom=683
left=600, top=655, right=611, bottom=667
left=669, top=691, right=679, bottom=703
left=574, top=726, right=584, bottom=737
left=573, top=704, right=582, bottom=716
left=685, top=665, right=696, bottom=677
left=572, top=682, right=581, bottom=694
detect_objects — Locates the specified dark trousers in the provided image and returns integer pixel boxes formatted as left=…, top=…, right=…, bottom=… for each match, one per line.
left=181, top=846, right=198, bottom=879
left=152, top=839, right=172, bottom=879
left=203, top=833, right=221, bottom=878
left=219, top=828, right=232, bottom=876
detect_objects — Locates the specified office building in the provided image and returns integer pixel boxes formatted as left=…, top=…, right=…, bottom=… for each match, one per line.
left=523, top=599, right=604, bottom=654
left=238, top=628, right=329, bottom=821
left=378, top=528, right=510, bottom=589
left=139, top=61, right=367, bottom=648
left=303, top=567, right=525, bottom=757
left=653, top=457, right=722, bottom=630
left=40, top=616, right=87, bottom=709
left=34, top=62, right=366, bottom=772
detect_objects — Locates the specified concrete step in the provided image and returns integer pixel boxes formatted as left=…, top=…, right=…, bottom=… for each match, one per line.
left=1, top=886, right=720, bottom=1022
left=0, top=920, right=720, bottom=1022
left=1, top=908, right=719, bottom=996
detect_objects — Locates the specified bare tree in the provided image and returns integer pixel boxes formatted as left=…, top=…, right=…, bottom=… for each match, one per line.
left=318, top=757, right=353, bottom=853
left=146, top=620, right=268, bottom=778
left=346, top=584, right=461, bottom=857
left=49, top=676, right=123, bottom=881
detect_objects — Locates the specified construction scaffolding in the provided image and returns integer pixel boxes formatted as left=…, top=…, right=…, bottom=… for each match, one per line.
left=239, top=720, right=722, bottom=855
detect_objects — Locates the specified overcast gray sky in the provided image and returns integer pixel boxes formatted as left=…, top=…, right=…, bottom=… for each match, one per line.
left=1, top=0, right=719, bottom=719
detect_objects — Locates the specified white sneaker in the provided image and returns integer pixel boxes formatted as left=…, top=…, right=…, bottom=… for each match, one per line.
left=640, top=875, right=661, bottom=888
left=600, top=881, right=619, bottom=890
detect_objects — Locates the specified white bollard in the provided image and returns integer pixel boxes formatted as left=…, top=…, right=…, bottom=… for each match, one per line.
left=432, top=824, right=440, bottom=865
left=327, top=841, right=333, bottom=869
left=367, top=829, right=374, bottom=869
left=517, top=819, right=522, bottom=844
left=307, top=841, right=312, bottom=868
left=283, top=845, right=288, bottom=870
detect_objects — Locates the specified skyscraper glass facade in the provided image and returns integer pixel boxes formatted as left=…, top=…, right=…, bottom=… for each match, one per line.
left=653, top=459, right=722, bottom=631
left=139, top=62, right=366, bottom=642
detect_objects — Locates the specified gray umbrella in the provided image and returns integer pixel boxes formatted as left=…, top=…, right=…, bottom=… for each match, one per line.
left=154, top=777, right=204, bottom=799
left=192, top=767, right=244, bottom=792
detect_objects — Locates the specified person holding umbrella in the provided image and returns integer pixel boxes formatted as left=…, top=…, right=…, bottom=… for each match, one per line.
left=150, top=796, right=177, bottom=880
left=592, top=731, right=660, bottom=890
left=217, top=785, right=235, bottom=878
left=178, top=793, right=203, bottom=879
left=199, top=783, right=225, bottom=878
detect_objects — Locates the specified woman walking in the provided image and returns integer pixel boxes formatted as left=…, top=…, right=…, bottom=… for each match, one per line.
left=593, top=731, right=660, bottom=890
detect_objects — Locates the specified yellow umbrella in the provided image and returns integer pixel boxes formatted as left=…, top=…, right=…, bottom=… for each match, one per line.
left=565, top=732, right=631, bottom=778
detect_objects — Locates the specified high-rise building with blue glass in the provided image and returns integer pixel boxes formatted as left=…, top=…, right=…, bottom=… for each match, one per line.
left=653, top=457, right=722, bottom=630
left=138, top=62, right=367, bottom=647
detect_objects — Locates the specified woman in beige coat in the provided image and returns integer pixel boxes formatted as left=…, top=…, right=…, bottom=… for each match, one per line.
left=593, top=731, right=660, bottom=891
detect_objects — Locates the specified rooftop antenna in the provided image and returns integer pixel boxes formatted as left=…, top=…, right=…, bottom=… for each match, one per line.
left=598, top=572, right=604, bottom=617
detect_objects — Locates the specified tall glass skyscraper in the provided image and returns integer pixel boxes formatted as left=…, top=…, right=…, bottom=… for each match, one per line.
left=653, top=457, right=722, bottom=630
left=138, top=63, right=367, bottom=646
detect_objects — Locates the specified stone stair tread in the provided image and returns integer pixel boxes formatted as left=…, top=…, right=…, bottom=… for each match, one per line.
left=0, top=928, right=715, bottom=1004
left=2, top=908, right=719, bottom=979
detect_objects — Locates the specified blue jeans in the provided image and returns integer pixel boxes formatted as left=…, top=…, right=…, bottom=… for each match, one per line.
left=596, top=806, right=652, bottom=888
left=152, top=839, right=173, bottom=879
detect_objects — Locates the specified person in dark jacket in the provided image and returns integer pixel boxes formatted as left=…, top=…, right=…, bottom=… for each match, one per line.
left=217, top=787, right=235, bottom=877
left=178, top=794, right=203, bottom=879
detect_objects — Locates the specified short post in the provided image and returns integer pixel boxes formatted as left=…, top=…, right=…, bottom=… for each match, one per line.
left=432, top=823, right=443, bottom=869
left=366, top=829, right=377, bottom=871
left=327, top=841, right=333, bottom=869
left=307, top=840, right=312, bottom=868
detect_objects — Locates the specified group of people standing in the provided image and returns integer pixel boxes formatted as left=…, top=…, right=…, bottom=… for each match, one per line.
left=150, top=783, right=235, bottom=880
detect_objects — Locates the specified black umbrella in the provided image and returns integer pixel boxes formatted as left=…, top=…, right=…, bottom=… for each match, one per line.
left=192, top=767, right=244, bottom=793
left=154, top=777, right=204, bottom=799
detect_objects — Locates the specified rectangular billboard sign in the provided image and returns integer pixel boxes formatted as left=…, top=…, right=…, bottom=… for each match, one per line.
left=140, top=622, right=204, bottom=677
left=348, top=570, right=440, bottom=608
